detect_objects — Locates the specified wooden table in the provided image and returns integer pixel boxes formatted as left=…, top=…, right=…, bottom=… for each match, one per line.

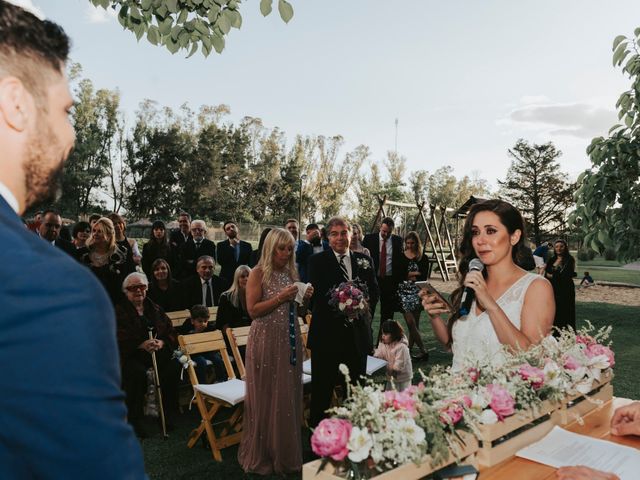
left=480, top=398, right=640, bottom=479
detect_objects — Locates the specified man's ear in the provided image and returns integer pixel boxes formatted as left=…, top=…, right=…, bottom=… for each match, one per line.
left=0, top=77, right=31, bottom=131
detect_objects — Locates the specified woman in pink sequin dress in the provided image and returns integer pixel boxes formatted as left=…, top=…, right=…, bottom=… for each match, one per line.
left=238, top=228, right=313, bottom=475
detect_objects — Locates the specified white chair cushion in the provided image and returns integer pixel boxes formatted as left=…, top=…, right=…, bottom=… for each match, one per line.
left=303, top=359, right=312, bottom=375
left=301, top=356, right=387, bottom=376
left=302, top=373, right=312, bottom=385
left=195, top=379, right=245, bottom=406
left=366, top=355, right=387, bottom=375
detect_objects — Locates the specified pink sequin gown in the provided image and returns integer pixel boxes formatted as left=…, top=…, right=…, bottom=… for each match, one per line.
left=238, top=270, right=303, bottom=474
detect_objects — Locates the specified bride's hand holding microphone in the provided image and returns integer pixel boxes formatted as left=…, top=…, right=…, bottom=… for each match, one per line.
left=463, top=270, right=496, bottom=313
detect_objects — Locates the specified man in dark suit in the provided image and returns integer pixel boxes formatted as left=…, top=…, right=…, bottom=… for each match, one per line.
left=216, top=220, right=252, bottom=288
left=180, top=256, right=225, bottom=309
left=37, top=209, right=76, bottom=257
left=0, top=3, right=145, bottom=477
left=308, top=217, right=379, bottom=427
left=177, top=219, right=216, bottom=279
left=296, top=222, right=330, bottom=283
left=169, top=211, right=191, bottom=250
left=362, top=217, right=406, bottom=333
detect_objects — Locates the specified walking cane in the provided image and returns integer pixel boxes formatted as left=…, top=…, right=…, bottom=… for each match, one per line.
left=148, top=329, right=169, bottom=439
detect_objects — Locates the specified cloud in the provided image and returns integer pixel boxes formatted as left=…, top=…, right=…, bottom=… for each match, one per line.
left=86, top=4, right=117, bottom=24
left=498, top=99, right=617, bottom=139
left=6, top=0, right=45, bottom=19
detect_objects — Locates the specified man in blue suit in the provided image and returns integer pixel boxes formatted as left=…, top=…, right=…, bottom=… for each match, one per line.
left=0, top=2, right=145, bottom=478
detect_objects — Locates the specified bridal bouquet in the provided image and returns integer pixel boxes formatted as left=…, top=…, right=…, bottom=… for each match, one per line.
left=328, top=280, right=369, bottom=321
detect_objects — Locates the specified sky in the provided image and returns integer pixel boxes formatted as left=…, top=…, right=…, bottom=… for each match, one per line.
left=24, top=0, right=640, bottom=191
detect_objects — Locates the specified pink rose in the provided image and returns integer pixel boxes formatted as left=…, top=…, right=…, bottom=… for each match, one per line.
left=563, top=354, right=582, bottom=371
left=311, top=418, right=352, bottom=461
left=585, top=343, right=615, bottom=367
left=576, top=335, right=594, bottom=346
left=384, top=390, right=417, bottom=417
left=518, top=364, right=545, bottom=390
left=405, top=382, right=425, bottom=395
left=467, top=367, right=480, bottom=383
left=440, top=403, right=464, bottom=425
left=486, top=384, right=515, bottom=420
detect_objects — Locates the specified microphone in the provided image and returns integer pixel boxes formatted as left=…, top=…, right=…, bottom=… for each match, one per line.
left=458, top=258, right=485, bottom=316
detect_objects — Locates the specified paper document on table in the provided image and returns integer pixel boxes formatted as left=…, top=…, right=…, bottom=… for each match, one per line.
left=516, top=426, right=640, bottom=480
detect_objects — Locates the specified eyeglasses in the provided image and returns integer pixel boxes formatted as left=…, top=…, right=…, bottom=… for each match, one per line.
left=126, top=284, right=147, bottom=292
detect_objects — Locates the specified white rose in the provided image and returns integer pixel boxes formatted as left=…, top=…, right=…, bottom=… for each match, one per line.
left=346, top=299, right=353, bottom=306
left=588, top=354, right=610, bottom=370
left=347, top=427, right=373, bottom=463
left=479, top=409, right=499, bottom=425
left=179, top=355, right=188, bottom=364
left=470, top=390, right=490, bottom=410
left=338, top=303, right=346, bottom=311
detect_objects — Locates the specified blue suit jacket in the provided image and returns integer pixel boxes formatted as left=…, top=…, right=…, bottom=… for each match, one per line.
left=0, top=198, right=145, bottom=479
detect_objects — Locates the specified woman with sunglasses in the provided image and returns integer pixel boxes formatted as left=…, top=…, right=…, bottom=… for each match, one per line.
left=115, top=272, right=179, bottom=438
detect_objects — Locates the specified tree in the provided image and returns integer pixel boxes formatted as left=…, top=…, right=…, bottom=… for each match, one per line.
left=498, top=140, right=574, bottom=245
left=570, top=31, right=640, bottom=260
left=90, top=0, right=294, bottom=57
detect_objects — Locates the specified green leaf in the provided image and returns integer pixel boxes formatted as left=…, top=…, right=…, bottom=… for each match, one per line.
left=212, top=34, right=225, bottom=53
left=613, top=42, right=628, bottom=66
left=177, top=9, right=188, bottom=24
left=134, top=23, right=145, bottom=41
left=217, top=13, right=231, bottom=34
left=278, top=0, right=294, bottom=23
left=147, top=25, right=160, bottom=45
left=141, top=0, right=152, bottom=10
left=194, top=19, right=210, bottom=35
left=158, top=17, right=173, bottom=35
left=260, top=0, right=272, bottom=16
left=166, top=0, right=179, bottom=14
left=613, top=35, right=627, bottom=51
left=165, top=37, right=180, bottom=54
left=207, top=6, right=220, bottom=23
left=186, top=42, right=199, bottom=58
left=224, top=9, right=242, bottom=29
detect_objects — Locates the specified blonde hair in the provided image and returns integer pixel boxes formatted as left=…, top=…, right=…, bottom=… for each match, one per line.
left=225, top=265, right=252, bottom=307
left=258, top=228, right=298, bottom=287
left=87, top=217, right=116, bottom=253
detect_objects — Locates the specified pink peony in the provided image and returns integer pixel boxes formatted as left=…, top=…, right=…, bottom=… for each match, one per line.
left=585, top=343, right=615, bottom=367
left=311, top=418, right=352, bottom=461
left=440, top=403, right=464, bottom=425
left=467, top=367, right=480, bottom=383
left=563, top=354, right=582, bottom=371
left=384, top=390, right=418, bottom=417
left=459, top=395, right=472, bottom=408
left=486, top=384, right=515, bottom=420
left=518, top=364, right=545, bottom=390
left=405, top=382, right=425, bottom=395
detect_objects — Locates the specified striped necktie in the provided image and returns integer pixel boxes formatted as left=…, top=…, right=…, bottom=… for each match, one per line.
left=339, top=254, right=349, bottom=281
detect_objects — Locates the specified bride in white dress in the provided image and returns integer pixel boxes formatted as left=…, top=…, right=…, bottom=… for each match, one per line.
left=421, top=199, right=555, bottom=371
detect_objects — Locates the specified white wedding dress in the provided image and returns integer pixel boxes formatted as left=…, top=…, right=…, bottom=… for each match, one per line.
left=451, top=272, right=542, bottom=372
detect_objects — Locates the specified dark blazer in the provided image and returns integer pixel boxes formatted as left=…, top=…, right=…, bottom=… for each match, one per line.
left=147, top=279, right=182, bottom=313
left=77, top=244, right=136, bottom=305
left=169, top=229, right=191, bottom=250
left=216, top=291, right=252, bottom=332
left=216, top=239, right=252, bottom=285
left=0, top=197, right=145, bottom=478
left=296, top=240, right=330, bottom=283
left=307, top=249, right=379, bottom=359
left=362, top=232, right=405, bottom=283
left=141, top=239, right=176, bottom=277
left=177, top=237, right=216, bottom=279
left=54, top=237, right=77, bottom=257
left=179, top=274, right=225, bottom=310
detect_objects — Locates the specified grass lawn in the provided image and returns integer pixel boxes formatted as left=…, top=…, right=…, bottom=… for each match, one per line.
left=576, top=266, right=640, bottom=285
left=141, top=301, right=639, bottom=478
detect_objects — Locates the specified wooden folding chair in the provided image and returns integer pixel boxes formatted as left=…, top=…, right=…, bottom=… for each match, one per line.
left=166, top=309, right=190, bottom=328
left=298, top=317, right=311, bottom=360
left=178, top=331, right=245, bottom=461
left=208, top=306, right=218, bottom=322
left=225, top=325, right=251, bottom=380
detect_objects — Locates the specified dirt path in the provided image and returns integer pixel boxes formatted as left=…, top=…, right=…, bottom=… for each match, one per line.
left=428, top=279, right=640, bottom=307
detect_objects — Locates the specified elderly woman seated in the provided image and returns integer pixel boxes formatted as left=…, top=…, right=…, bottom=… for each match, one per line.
left=115, top=272, right=179, bottom=438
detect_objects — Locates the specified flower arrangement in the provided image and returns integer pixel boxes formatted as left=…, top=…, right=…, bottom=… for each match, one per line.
left=327, top=280, right=369, bottom=321
left=310, top=322, right=615, bottom=478
left=172, top=348, right=195, bottom=380
left=356, top=257, right=371, bottom=270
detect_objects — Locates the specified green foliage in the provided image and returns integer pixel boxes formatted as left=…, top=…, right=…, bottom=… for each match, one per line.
left=603, top=248, right=618, bottom=261
left=570, top=29, right=640, bottom=261
left=498, top=139, right=574, bottom=245
left=577, top=248, right=597, bottom=262
left=90, top=0, right=294, bottom=57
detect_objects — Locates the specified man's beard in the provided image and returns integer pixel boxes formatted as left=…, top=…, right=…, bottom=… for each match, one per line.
left=310, top=236, right=321, bottom=246
left=23, top=122, right=66, bottom=210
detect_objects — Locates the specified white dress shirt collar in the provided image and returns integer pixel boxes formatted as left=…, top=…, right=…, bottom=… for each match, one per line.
left=0, top=181, right=19, bottom=213
left=332, top=249, right=352, bottom=280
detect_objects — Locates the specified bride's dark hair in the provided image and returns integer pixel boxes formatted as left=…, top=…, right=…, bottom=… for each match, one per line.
left=446, top=199, right=528, bottom=344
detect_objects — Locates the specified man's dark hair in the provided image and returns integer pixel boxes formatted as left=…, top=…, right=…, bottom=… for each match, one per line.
left=381, top=217, right=395, bottom=229
left=189, top=304, right=210, bottom=321
left=306, top=223, right=319, bottom=232
left=41, top=208, right=60, bottom=218
left=223, top=220, right=237, bottom=230
left=72, top=221, right=90, bottom=238
left=0, top=1, right=70, bottom=104
left=178, top=211, right=191, bottom=221
left=88, top=214, right=101, bottom=223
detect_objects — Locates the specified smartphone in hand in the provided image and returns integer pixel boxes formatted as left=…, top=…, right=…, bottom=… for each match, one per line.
left=415, top=281, right=454, bottom=313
